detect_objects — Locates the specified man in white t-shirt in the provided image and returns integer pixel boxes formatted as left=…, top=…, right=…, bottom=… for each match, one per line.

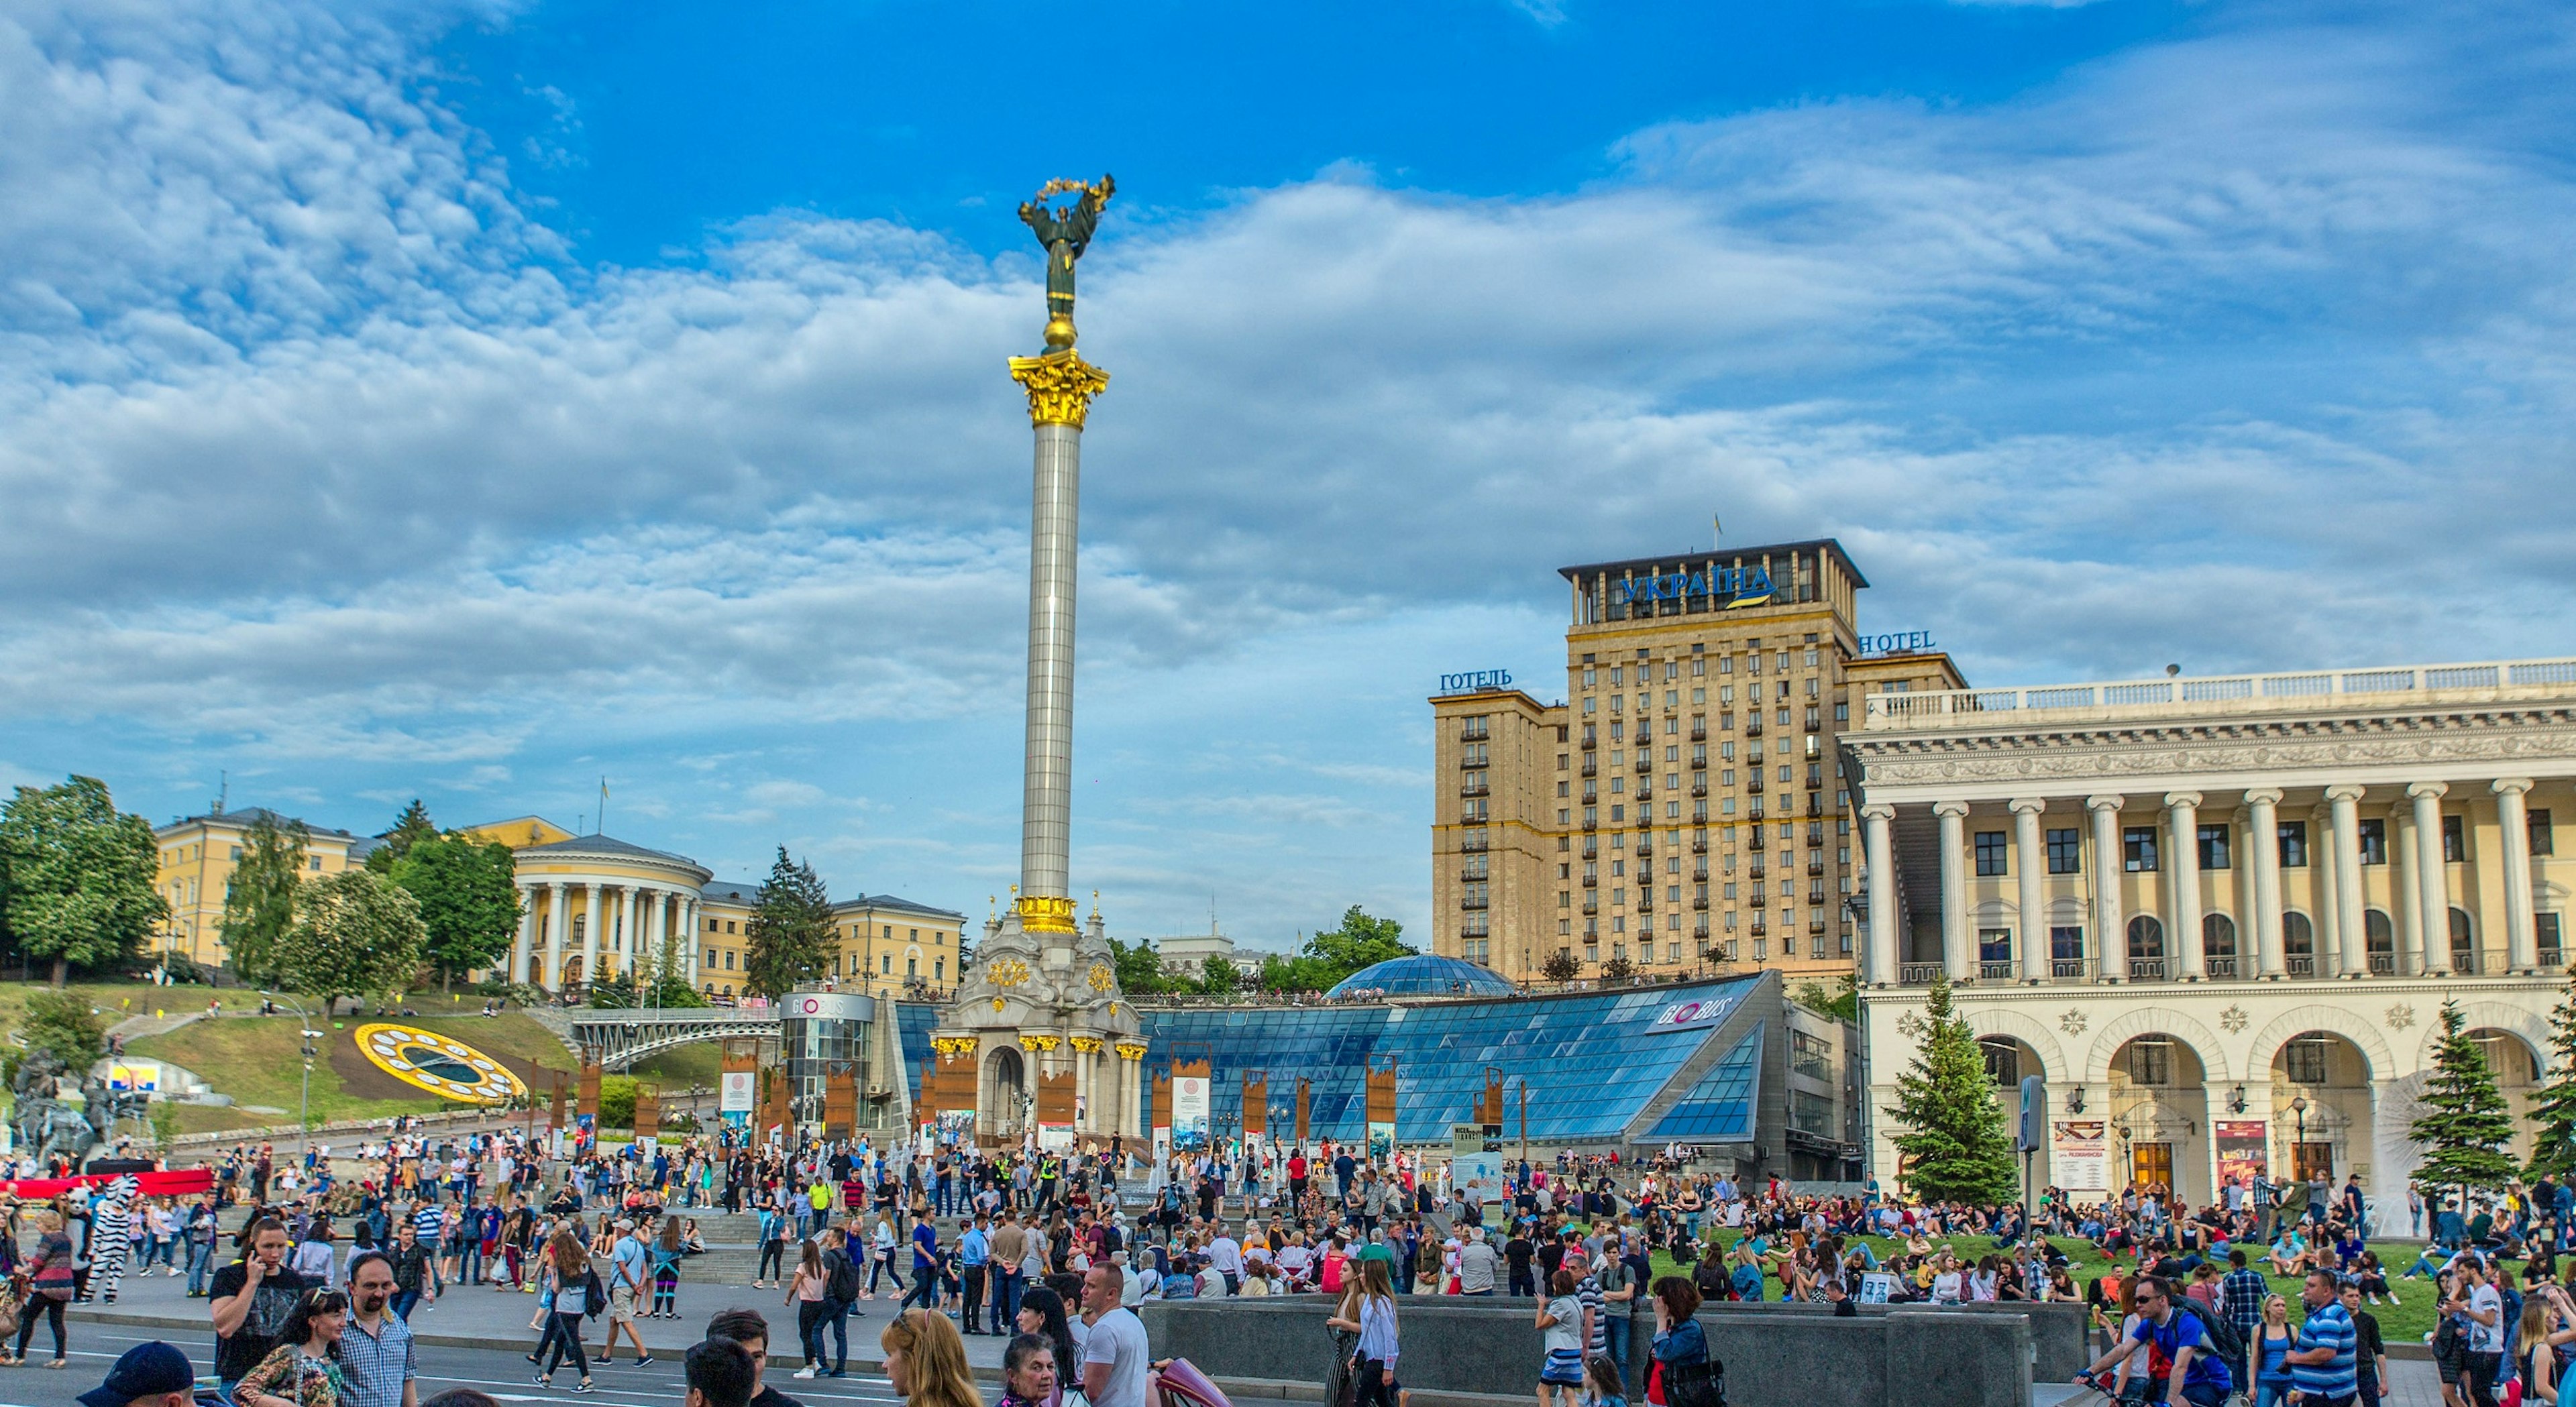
left=2453, top=1255, right=2505, bottom=1407
left=1081, top=1263, right=1150, bottom=1407
left=1208, top=1233, right=1244, bottom=1295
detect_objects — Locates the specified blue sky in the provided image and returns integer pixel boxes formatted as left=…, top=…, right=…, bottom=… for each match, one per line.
left=2, top=0, right=2571, bottom=952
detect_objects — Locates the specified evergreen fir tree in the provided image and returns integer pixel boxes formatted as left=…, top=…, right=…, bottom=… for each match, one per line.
left=2410, top=999, right=2519, bottom=1206
left=743, top=846, right=833, bottom=999
left=1882, top=974, right=2020, bottom=1204
left=2527, top=972, right=2576, bottom=1181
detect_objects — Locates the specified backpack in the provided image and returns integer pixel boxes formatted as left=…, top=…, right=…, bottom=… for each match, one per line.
left=828, top=1251, right=863, bottom=1302
left=2171, top=1296, right=2244, bottom=1368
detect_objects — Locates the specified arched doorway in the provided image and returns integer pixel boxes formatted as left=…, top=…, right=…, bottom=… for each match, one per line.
left=2108, top=1032, right=2209, bottom=1200
left=987, top=1048, right=1027, bottom=1144
left=562, top=955, right=586, bottom=988
left=2127, top=915, right=2167, bottom=981
left=2466, top=1028, right=2544, bottom=1166
left=2451, top=907, right=2480, bottom=976
left=2269, top=1031, right=2374, bottom=1188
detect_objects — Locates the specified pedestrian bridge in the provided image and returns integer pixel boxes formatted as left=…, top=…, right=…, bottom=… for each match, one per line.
left=528, top=1007, right=782, bottom=1072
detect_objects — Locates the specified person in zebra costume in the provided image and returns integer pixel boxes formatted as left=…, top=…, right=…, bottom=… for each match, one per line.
left=80, top=1174, right=138, bottom=1304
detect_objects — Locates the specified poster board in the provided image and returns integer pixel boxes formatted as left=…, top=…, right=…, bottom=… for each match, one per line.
left=2214, top=1120, right=2269, bottom=1199
left=1858, top=1273, right=1896, bottom=1304
left=1171, top=1074, right=1211, bottom=1151
left=2052, top=1120, right=2108, bottom=1193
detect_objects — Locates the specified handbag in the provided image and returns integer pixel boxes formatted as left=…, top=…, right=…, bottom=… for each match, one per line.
left=1659, top=1357, right=1725, bottom=1407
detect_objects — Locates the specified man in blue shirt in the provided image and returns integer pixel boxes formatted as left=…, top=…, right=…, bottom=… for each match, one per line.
left=959, top=1215, right=990, bottom=1335
left=2285, top=1268, right=2358, bottom=1406
left=2074, top=1274, right=2233, bottom=1407
left=906, top=1216, right=940, bottom=1311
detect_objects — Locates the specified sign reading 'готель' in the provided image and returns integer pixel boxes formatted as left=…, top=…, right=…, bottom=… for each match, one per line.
left=1438, top=669, right=1514, bottom=693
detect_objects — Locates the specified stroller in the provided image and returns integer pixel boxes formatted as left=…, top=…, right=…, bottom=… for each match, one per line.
left=1154, top=1358, right=1237, bottom=1407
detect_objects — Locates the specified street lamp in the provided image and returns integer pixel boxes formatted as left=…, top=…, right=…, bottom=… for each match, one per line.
left=2290, top=1094, right=2309, bottom=1180
left=262, top=991, right=320, bottom=1161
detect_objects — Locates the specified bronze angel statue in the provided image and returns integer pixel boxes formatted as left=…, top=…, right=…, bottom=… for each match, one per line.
left=1019, top=174, right=1114, bottom=349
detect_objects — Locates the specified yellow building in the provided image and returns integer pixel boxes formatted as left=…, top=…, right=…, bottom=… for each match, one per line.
left=692, top=879, right=966, bottom=1001
left=150, top=808, right=372, bottom=968
left=1430, top=537, right=1966, bottom=987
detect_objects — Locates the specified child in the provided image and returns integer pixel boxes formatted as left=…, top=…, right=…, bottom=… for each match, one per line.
left=1582, top=1353, right=1627, bottom=1407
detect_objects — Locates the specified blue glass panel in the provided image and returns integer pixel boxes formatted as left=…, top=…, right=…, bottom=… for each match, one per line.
left=1642, top=1023, right=1764, bottom=1141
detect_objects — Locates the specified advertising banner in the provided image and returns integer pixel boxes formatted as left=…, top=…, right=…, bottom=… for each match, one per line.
left=2215, top=1120, right=2269, bottom=1198
left=1367, top=1120, right=1395, bottom=1162
left=1171, top=1075, right=1211, bottom=1151
left=2052, top=1120, right=2109, bottom=1192
left=107, top=1062, right=160, bottom=1094
left=1452, top=1152, right=1505, bottom=1207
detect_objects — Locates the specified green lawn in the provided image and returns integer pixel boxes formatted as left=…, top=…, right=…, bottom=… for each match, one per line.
left=131, top=1007, right=578, bottom=1125
left=1653, top=1232, right=2461, bottom=1345
left=630, top=1041, right=720, bottom=1090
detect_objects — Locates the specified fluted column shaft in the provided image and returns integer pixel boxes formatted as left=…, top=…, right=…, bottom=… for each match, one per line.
left=1021, top=421, right=1083, bottom=901
left=1935, top=801, right=1972, bottom=980
left=581, top=885, right=604, bottom=988
left=2326, top=785, right=2367, bottom=976
left=2496, top=780, right=2539, bottom=971
left=2245, top=790, right=2285, bottom=977
left=2167, top=792, right=2204, bottom=978
left=547, top=885, right=572, bottom=990
left=2010, top=799, right=2047, bottom=982
left=513, top=884, right=537, bottom=987
left=616, top=885, right=639, bottom=978
left=1863, top=803, right=1897, bottom=984
left=2088, top=796, right=2125, bottom=980
left=2410, top=782, right=2451, bottom=974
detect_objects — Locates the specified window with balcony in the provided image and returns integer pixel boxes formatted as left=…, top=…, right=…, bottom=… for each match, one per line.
left=2358, top=818, right=2386, bottom=864
left=2450, top=906, right=2477, bottom=973
left=2203, top=914, right=2238, bottom=976
left=2283, top=912, right=2316, bottom=974
left=2197, top=824, right=2231, bottom=871
left=1977, top=928, right=2012, bottom=977
left=2540, top=911, right=2564, bottom=968
left=1974, top=831, right=2008, bottom=877
left=2277, top=822, right=2309, bottom=868
left=2047, top=828, right=2082, bottom=875
left=2365, top=909, right=2396, bottom=973
left=2123, top=827, right=2159, bottom=872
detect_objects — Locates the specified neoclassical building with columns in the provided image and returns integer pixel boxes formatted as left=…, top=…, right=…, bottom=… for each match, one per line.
left=506, top=834, right=714, bottom=991
left=1845, top=656, right=2573, bottom=1234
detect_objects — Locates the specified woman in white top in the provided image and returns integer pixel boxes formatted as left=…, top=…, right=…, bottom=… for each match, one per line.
left=292, top=1219, right=337, bottom=1287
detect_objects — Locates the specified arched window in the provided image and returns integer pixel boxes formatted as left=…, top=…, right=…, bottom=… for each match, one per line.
left=2365, top=909, right=2396, bottom=974
left=2451, top=907, right=2477, bottom=974
left=2203, top=913, right=2237, bottom=957
left=2282, top=912, right=2314, bottom=955
left=2128, top=915, right=2165, bottom=954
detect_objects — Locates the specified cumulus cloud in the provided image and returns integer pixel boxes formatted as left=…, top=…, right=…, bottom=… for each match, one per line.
left=3, top=0, right=2573, bottom=939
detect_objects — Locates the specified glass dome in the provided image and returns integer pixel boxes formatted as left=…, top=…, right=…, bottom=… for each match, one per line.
left=1324, top=953, right=1516, bottom=999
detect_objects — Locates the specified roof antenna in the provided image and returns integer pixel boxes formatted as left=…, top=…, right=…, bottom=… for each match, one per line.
left=213, top=770, right=227, bottom=816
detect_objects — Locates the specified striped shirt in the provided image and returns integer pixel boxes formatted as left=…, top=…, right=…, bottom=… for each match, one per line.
left=2292, top=1301, right=2357, bottom=1398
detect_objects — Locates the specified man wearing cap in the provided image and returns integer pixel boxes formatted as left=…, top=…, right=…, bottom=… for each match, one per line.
left=604, top=1219, right=655, bottom=1367
left=340, top=1252, right=417, bottom=1407
left=80, top=1341, right=194, bottom=1407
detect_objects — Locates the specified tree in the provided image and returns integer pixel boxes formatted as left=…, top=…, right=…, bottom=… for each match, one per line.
left=1794, top=975, right=1860, bottom=1023
left=2410, top=999, right=2518, bottom=1206
left=270, top=868, right=429, bottom=1012
left=367, top=800, right=440, bottom=871
left=2528, top=972, right=2576, bottom=1181
left=1540, top=949, right=1581, bottom=984
left=1108, top=936, right=1165, bottom=994
left=1882, top=975, right=2019, bottom=1204
left=1306, top=907, right=1413, bottom=978
left=1198, top=955, right=1241, bottom=995
left=742, top=847, right=833, bottom=999
left=218, top=811, right=308, bottom=986
left=389, top=834, right=522, bottom=990
left=17, top=991, right=107, bottom=1073
left=1599, top=954, right=1636, bottom=983
left=0, top=777, right=168, bottom=986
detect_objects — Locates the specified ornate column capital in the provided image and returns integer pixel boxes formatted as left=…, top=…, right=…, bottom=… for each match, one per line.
left=1860, top=801, right=1896, bottom=822
left=2323, top=783, right=2367, bottom=803
left=2086, top=794, right=2126, bottom=813
left=1114, top=1040, right=1148, bottom=1061
left=2493, top=778, right=2536, bottom=797
left=2406, top=781, right=2449, bottom=801
left=2008, top=797, right=2048, bottom=816
left=1933, top=799, right=1972, bottom=818
left=2241, top=788, right=2284, bottom=807
left=2163, top=791, right=2204, bottom=810
left=1007, top=350, right=1110, bottom=428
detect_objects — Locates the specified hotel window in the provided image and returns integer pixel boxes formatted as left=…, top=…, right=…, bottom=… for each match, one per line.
left=2197, top=824, right=2231, bottom=870
left=2123, top=827, right=2159, bottom=872
left=2533, top=809, right=2556, bottom=856
left=2358, top=818, right=2386, bottom=865
left=1973, top=831, right=2007, bottom=877
left=2046, top=828, right=2082, bottom=875
left=2277, top=822, right=2309, bottom=868
left=2442, top=814, right=2464, bottom=862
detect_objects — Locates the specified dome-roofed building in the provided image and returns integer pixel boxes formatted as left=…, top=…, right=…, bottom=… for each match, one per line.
left=1326, top=952, right=1515, bottom=999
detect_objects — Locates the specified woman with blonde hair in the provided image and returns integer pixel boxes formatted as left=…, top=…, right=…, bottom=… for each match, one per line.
left=880, top=1308, right=979, bottom=1407
left=2250, top=1294, right=2294, bottom=1407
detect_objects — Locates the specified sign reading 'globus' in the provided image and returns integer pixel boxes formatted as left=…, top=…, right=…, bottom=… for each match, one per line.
left=1438, top=669, right=1514, bottom=693
left=1612, top=563, right=1775, bottom=610
left=1648, top=999, right=1731, bottom=1033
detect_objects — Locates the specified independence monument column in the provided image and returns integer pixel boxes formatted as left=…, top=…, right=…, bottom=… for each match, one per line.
left=1006, top=174, right=1114, bottom=943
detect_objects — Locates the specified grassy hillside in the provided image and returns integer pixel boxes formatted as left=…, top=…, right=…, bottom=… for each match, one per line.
left=131, top=1008, right=579, bottom=1124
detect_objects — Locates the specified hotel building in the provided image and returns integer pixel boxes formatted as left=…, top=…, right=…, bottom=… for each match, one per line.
left=1846, top=656, right=2574, bottom=1232
left=1429, top=538, right=1964, bottom=987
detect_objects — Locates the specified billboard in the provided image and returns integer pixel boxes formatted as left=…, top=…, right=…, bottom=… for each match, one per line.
left=1171, top=1075, right=1211, bottom=1151
left=720, top=1072, right=755, bottom=1115
left=2215, top=1120, right=2269, bottom=1198
left=2052, top=1120, right=2108, bottom=1192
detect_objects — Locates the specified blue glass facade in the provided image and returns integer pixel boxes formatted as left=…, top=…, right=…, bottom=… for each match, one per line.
left=898, top=973, right=1770, bottom=1146
left=1323, top=954, right=1517, bottom=999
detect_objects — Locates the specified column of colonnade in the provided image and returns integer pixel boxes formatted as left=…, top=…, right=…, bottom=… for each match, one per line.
left=1859, top=775, right=2551, bottom=986
left=502, top=879, right=707, bottom=994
